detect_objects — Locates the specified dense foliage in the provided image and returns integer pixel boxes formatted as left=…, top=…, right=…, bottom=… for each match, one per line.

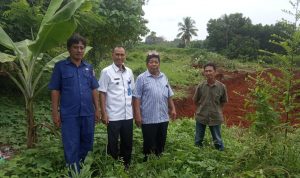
left=76, top=0, right=149, bottom=65
left=0, top=0, right=149, bottom=65
left=1, top=97, right=299, bottom=177
left=0, top=0, right=86, bottom=148
left=206, top=13, right=294, bottom=60
left=145, top=31, right=165, bottom=45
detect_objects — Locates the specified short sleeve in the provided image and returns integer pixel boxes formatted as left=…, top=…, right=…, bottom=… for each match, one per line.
left=130, top=70, right=135, bottom=90
left=133, top=75, right=143, bottom=99
left=90, top=66, right=99, bottom=89
left=165, top=76, right=174, bottom=97
left=97, top=69, right=110, bottom=92
left=192, top=84, right=201, bottom=103
left=220, top=84, right=228, bottom=104
left=48, top=63, right=61, bottom=90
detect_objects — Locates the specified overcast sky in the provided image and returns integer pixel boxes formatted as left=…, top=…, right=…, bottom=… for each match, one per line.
left=142, top=0, right=294, bottom=41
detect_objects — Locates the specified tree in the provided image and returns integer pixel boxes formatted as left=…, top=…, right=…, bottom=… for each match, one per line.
left=0, top=0, right=57, bottom=42
left=226, top=35, right=259, bottom=59
left=246, top=0, right=300, bottom=139
left=206, top=13, right=252, bottom=53
left=177, top=17, right=198, bottom=47
left=77, top=0, right=149, bottom=65
left=261, top=0, right=300, bottom=138
left=250, top=22, right=294, bottom=55
left=0, top=0, right=149, bottom=66
left=0, top=0, right=85, bottom=148
left=206, top=13, right=297, bottom=59
left=145, top=31, right=165, bottom=44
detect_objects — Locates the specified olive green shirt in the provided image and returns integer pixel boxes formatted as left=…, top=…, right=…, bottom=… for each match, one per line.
left=193, top=80, right=228, bottom=126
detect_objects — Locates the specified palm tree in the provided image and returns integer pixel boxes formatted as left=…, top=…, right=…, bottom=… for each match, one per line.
left=177, top=17, right=198, bottom=47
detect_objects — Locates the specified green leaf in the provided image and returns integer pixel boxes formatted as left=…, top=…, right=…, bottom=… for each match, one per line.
left=80, top=1, right=93, bottom=12
left=39, top=0, right=63, bottom=29
left=0, top=52, right=16, bottom=63
left=29, top=0, right=85, bottom=56
left=43, top=46, right=92, bottom=72
left=0, top=27, right=20, bottom=54
left=44, top=52, right=68, bottom=72
left=15, top=39, right=33, bottom=65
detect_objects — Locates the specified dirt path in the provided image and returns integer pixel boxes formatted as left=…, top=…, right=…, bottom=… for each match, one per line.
left=174, top=68, right=300, bottom=127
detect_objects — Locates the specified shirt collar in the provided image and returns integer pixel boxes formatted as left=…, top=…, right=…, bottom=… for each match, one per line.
left=112, top=62, right=126, bottom=72
left=65, top=57, right=87, bottom=66
left=146, top=70, right=163, bottom=78
left=204, top=80, right=217, bottom=87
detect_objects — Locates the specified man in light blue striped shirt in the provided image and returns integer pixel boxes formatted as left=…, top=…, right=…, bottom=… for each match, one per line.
left=133, top=51, right=176, bottom=162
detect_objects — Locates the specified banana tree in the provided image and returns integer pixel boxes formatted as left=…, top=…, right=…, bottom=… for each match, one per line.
left=0, top=0, right=86, bottom=148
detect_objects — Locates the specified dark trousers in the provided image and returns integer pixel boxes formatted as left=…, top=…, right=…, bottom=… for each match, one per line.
left=195, top=121, right=224, bottom=150
left=142, top=121, right=169, bottom=156
left=107, top=119, right=133, bottom=165
left=61, top=115, right=95, bottom=171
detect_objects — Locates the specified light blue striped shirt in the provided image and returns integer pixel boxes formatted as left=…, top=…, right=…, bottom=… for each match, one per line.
left=133, top=70, right=174, bottom=124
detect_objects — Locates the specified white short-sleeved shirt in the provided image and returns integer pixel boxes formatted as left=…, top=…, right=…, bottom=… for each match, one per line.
left=98, top=63, right=134, bottom=121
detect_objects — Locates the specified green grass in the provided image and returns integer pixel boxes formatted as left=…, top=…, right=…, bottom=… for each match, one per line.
left=1, top=109, right=299, bottom=177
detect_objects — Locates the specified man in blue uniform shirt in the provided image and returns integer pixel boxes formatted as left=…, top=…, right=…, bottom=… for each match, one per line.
left=48, top=34, right=100, bottom=171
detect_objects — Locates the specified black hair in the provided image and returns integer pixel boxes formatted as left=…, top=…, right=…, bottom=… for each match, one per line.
left=203, top=62, right=217, bottom=71
left=113, top=46, right=126, bottom=53
left=67, top=33, right=87, bottom=49
left=146, top=51, right=160, bottom=64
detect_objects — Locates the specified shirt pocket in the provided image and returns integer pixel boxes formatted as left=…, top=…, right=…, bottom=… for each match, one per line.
left=62, top=71, right=74, bottom=87
left=143, top=81, right=152, bottom=90
left=83, top=70, right=92, bottom=87
left=213, top=91, right=222, bottom=105
left=161, top=82, right=169, bottom=98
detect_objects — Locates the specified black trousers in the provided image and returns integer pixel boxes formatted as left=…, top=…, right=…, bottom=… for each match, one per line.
left=107, top=119, right=133, bottom=165
left=142, top=121, right=169, bottom=156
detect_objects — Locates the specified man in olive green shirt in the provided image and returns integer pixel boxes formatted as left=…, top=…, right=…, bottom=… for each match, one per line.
left=193, top=62, right=228, bottom=150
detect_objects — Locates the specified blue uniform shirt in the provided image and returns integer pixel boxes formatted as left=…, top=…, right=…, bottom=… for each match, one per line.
left=48, top=58, right=99, bottom=117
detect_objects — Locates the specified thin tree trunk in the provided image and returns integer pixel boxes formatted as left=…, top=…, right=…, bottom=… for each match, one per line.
left=26, top=98, right=37, bottom=148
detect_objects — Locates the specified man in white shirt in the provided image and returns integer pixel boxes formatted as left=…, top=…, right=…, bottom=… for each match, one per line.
left=98, top=46, right=134, bottom=168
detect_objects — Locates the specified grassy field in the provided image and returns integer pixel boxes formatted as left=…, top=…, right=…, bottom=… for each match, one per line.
left=1, top=46, right=300, bottom=177
left=1, top=96, right=299, bottom=177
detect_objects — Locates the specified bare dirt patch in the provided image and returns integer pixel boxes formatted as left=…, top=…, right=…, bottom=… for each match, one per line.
left=174, top=68, right=300, bottom=127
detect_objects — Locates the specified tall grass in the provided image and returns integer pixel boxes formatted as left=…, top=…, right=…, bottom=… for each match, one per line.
left=1, top=109, right=299, bottom=177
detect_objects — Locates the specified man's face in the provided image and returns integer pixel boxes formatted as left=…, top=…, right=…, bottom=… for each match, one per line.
left=112, top=47, right=126, bottom=67
left=68, top=41, right=85, bottom=61
left=203, top=66, right=216, bottom=80
left=146, top=57, right=160, bottom=74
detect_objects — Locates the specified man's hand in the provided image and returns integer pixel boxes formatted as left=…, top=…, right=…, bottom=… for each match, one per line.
left=52, top=111, right=61, bottom=127
left=101, top=113, right=109, bottom=125
left=135, top=116, right=142, bottom=128
left=51, top=90, right=61, bottom=127
left=95, top=110, right=101, bottom=123
left=170, top=109, right=177, bottom=121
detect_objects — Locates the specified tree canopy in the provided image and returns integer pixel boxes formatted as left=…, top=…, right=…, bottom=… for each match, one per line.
left=205, top=13, right=295, bottom=60
left=0, top=0, right=149, bottom=65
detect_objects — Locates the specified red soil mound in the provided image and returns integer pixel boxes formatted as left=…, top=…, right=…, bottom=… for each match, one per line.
left=174, top=68, right=300, bottom=127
